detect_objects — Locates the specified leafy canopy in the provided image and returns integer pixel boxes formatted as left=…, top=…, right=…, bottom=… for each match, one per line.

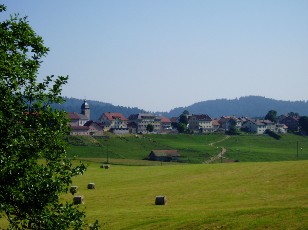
left=0, top=5, right=98, bottom=229
left=265, top=110, right=278, bottom=122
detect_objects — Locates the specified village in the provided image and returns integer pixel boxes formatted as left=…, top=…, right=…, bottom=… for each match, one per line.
left=68, top=100, right=299, bottom=136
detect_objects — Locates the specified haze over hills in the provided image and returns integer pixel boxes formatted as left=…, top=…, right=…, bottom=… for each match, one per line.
left=54, top=96, right=308, bottom=120
left=168, top=96, right=308, bottom=118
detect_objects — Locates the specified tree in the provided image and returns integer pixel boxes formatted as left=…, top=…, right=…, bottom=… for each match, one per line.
left=265, top=110, right=278, bottom=122
left=182, top=110, right=190, bottom=115
left=288, top=112, right=299, bottom=117
left=179, top=113, right=188, bottom=125
left=146, top=123, right=154, bottom=133
left=176, top=111, right=189, bottom=133
left=0, top=5, right=98, bottom=229
left=299, top=116, right=308, bottom=134
left=227, top=119, right=239, bottom=135
left=177, top=123, right=186, bottom=133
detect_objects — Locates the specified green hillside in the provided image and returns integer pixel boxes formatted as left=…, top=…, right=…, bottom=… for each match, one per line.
left=67, top=134, right=308, bottom=164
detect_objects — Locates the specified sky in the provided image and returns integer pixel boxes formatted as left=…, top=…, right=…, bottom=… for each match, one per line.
left=2, top=1, right=308, bottom=112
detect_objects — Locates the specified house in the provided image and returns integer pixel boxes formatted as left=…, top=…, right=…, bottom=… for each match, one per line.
left=219, top=116, right=241, bottom=131
left=147, top=150, right=180, bottom=162
left=279, top=116, right=299, bottom=132
left=188, top=114, right=213, bottom=133
left=67, top=100, right=91, bottom=127
left=160, top=116, right=172, bottom=130
left=275, top=124, right=288, bottom=134
left=98, top=112, right=128, bottom=133
left=68, top=112, right=89, bottom=127
left=70, top=126, right=90, bottom=135
left=242, top=119, right=275, bottom=134
left=237, top=117, right=249, bottom=127
left=212, top=119, right=221, bottom=131
left=128, top=113, right=161, bottom=134
left=84, top=120, right=104, bottom=136
left=67, top=100, right=93, bottom=135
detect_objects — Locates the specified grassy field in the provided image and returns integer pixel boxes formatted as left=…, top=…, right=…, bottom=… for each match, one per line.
left=2, top=134, right=307, bottom=228
left=67, top=134, right=225, bottom=164
left=67, top=134, right=308, bottom=164
left=1, top=160, right=307, bottom=229
left=62, top=160, right=307, bottom=229
left=223, top=134, right=308, bottom=162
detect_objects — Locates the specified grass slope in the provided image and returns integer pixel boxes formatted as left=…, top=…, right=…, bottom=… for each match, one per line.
left=67, top=134, right=225, bottom=164
left=63, top=160, right=308, bottom=229
left=67, top=134, right=308, bottom=164
left=222, top=134, right=308, bottom=162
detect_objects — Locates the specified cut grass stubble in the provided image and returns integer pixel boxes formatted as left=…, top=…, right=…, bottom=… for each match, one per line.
left=62, top=160, right=308, bottom=229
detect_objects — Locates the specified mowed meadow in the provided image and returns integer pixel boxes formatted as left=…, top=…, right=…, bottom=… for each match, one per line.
left=63, top=134, right=307, bottom=229
left=1, top=134, right=307, bottom=229
left=64, top=160, right=307, bottom=229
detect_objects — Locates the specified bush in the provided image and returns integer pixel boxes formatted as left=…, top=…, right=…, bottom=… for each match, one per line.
left=265, top=129, right=281, bottom=140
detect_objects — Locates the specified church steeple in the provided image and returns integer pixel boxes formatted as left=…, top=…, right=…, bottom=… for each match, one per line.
left=81, top=99, right=90, bottom=119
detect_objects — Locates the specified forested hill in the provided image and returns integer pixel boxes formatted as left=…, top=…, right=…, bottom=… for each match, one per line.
left=54, top=96, right=308, bottom=120
left=52, top=97, right=146, bottom=120
left=166, top=96, right=308, bottom=118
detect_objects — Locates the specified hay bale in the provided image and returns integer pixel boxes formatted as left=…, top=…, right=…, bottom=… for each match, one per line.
left=87, top=183, right=95, bottom=189
left=100, top=164, right=110, bottom=169
left=73, top=196, right=84, bottom=205
left=70, top=186, right=78, bottom=195
left=155, top=195, right=167, bottom=205
left=104, top=165, right=110, bottom=169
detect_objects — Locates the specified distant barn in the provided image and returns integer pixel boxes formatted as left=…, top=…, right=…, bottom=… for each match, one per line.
left=147, top=150, right=180, bottom=162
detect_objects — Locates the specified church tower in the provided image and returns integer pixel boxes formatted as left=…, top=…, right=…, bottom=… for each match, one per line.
left=81, top=99, right=90, bottom=119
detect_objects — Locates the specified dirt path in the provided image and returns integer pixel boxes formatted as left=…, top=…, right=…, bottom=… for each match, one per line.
left=204, top=135, right=230, bottom=164
left=208, top=135, right=230, bottom=146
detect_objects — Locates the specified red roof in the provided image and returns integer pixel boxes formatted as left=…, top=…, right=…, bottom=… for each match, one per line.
left=103, top=112, right=127, bottom=121
left=212, top=119, right=220, bottom=126
left=67, top=112, right=80, bottom=120
left=160, top=116, right=171, bottom=123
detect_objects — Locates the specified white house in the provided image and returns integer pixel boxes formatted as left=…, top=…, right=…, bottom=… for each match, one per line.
left=242, top=119, right=275, bottom=134
left=128, top=113, right=161, bottom=134
left=188, top=114, right=213, bottom=133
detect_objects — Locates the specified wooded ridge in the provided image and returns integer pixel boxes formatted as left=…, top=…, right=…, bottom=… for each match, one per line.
left=53, top=96, right=308, bottom=120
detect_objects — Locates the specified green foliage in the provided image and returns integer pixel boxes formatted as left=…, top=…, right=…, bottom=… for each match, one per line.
left=265, top=129, right=282, bottom=140
left=226, top=119, right=239, bottom=135
left=0, top=5, right=95, bottom=229
left=146, top=123, right=154, bottom=133
left=299, top=116, right=308, bottom=134
left=264, top=109, right=278, bottom=122
left=179, top=113, right=188, bottom=125
left=177, top=122, right=187, bottom=133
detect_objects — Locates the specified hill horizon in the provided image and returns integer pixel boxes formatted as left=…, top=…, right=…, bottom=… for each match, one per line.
left=55, top=95, right=308, bottom=120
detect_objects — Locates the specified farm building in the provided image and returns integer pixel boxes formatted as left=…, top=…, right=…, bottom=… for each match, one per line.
left=147, top=150, right=180, bottom=162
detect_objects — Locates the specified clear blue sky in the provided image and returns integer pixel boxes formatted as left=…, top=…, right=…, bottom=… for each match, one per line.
left=2, top=0, right=308, bottom=112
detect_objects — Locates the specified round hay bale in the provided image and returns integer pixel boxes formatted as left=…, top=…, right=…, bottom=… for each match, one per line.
left=155, top=195, right=167, bottom=205
left=104, top=165, right=110, bottom=169
left=73, top=196, right=84, bottom=205
left=87, top=183, right=95, bottom=189
left=70, top=186, right=78, bottom=195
